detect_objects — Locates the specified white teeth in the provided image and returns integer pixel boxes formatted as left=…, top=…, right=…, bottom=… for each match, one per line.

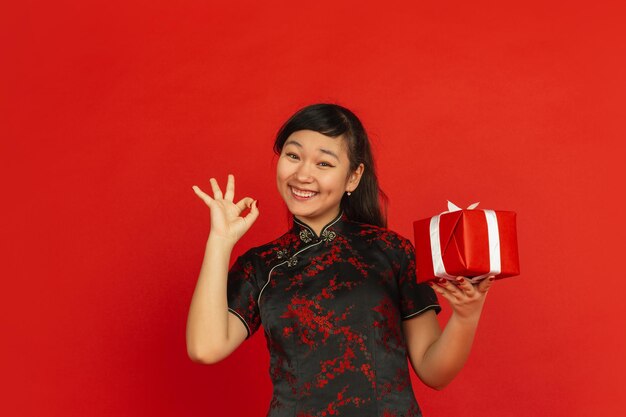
left=291, top=187, right=317, bottom=198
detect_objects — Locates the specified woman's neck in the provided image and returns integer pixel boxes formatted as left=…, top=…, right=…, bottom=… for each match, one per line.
left=294, top=209, right=342, bottom=237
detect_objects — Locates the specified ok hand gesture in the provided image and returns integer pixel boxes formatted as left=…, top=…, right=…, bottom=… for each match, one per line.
left=192, top=174, right=259, bottom=246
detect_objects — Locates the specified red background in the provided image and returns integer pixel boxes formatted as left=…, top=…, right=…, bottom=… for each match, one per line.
left=2, top=1, right=625, bottom=416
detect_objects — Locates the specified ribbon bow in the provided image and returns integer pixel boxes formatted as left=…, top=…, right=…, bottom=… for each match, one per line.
left=430, top=200, right=501, bottom=283
left=445, top=200, right=480, bottom=212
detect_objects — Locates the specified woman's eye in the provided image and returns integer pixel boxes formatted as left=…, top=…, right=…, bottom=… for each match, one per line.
left=286, top=153, right=299, bottom=159
left=318, top=162, right=333, bottom=167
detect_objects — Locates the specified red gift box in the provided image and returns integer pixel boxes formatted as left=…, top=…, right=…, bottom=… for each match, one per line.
left=413, top=201, right=520, bottom=283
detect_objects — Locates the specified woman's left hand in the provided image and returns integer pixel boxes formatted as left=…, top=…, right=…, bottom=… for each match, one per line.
left=429, top=276, right=495, bottom=322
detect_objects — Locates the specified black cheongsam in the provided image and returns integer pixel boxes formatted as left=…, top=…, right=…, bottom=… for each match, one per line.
left=227, top=210, right=442, bottom=417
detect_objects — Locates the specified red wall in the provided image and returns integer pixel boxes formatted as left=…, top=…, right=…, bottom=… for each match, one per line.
left=2, top=1, right=625, bottom=416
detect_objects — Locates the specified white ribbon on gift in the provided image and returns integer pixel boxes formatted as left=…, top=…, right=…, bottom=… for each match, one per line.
left=429, top=201, right=501, bottom=283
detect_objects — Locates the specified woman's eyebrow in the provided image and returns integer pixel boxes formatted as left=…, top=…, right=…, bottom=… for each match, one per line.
left=319, top=149, right=339, bottom=161
left=284, top=140, right=340, bottom=161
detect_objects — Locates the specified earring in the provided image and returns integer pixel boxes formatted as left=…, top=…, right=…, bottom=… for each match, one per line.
left=347, top=191, right=352, bottom=196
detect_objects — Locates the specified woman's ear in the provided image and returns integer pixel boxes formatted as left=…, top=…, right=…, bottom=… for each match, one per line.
left=347, top=163, right=365, bottom=192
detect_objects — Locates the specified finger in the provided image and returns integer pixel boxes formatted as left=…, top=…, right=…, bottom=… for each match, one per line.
left=241, top=199, right=260, bottom=230
left=435, top=278, right=463, bottom=300
left=209, top=178, right=223, bottom=200
left=477, top=275, right=496, bottom=294
left=224, top=174, right=235, bottom=201
left=235, top=197, right=255, bottom=213
left=454, top=276, right=476, bottom=296
left=429, top=280, right=457, bottom=302
left=192, top=185, right=214, bottom=205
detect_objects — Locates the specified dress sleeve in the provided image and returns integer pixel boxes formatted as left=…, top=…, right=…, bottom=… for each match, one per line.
left=397, top=237, right=442, bottom=320
left=226, top=250, right=262, bottom=339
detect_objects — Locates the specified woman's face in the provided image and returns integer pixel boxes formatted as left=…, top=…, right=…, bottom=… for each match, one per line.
left=276, top=129, right=363, bottom=233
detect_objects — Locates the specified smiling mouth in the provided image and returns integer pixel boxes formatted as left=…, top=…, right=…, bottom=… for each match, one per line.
left=290, top=186, right=318, bottom=199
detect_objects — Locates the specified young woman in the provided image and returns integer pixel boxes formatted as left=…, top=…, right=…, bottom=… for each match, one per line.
left=186, top=103, right=495, bottom=417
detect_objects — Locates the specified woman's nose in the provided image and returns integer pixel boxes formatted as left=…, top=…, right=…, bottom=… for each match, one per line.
left=295, top=163, right=313, bottom=181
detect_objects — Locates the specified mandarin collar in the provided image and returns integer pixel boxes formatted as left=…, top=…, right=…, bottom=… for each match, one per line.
left=291, top=210, right=347, bottom=244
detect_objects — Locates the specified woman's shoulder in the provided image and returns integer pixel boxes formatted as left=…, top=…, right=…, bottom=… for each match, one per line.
left=346, top=219, right=413, bottom=249
left=237, top=229, right=300, bottom=260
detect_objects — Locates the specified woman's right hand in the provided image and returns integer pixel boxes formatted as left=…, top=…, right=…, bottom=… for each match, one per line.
left=192, top=174, right=259, bottom=246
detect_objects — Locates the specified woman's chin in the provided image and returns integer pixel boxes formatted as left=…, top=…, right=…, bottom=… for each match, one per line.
left=286, top=205, right=314, bottom=217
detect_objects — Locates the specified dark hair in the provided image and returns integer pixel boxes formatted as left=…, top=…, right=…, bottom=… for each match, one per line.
left=273, top=103, right=388, bottom=228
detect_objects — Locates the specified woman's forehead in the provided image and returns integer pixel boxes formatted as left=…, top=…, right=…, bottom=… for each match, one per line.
left=285, top=130, right=347, bottom=155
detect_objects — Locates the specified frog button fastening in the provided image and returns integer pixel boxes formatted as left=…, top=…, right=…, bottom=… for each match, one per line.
left=321, top=229, right=337, bottom=243
left=299, top=229, right=314, bottom=243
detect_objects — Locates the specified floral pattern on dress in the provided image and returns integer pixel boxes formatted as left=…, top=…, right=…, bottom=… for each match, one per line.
left=226, top=211, right=441, bottom=417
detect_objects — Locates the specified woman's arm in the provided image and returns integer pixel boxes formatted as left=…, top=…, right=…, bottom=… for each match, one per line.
left=186, top=236, right=246, bottom=363
left=402, top=276, right=495, bottom=390
left=186, top=176, right=259, bottom=364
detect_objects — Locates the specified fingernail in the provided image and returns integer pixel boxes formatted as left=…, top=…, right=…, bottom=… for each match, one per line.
left=255, top=200, right=259, bottom=208
left=489, top=276, right=495, bottom=281
left=437, top=278, right=447, bottom=285
left=455, top=276, right=464, bottom=283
